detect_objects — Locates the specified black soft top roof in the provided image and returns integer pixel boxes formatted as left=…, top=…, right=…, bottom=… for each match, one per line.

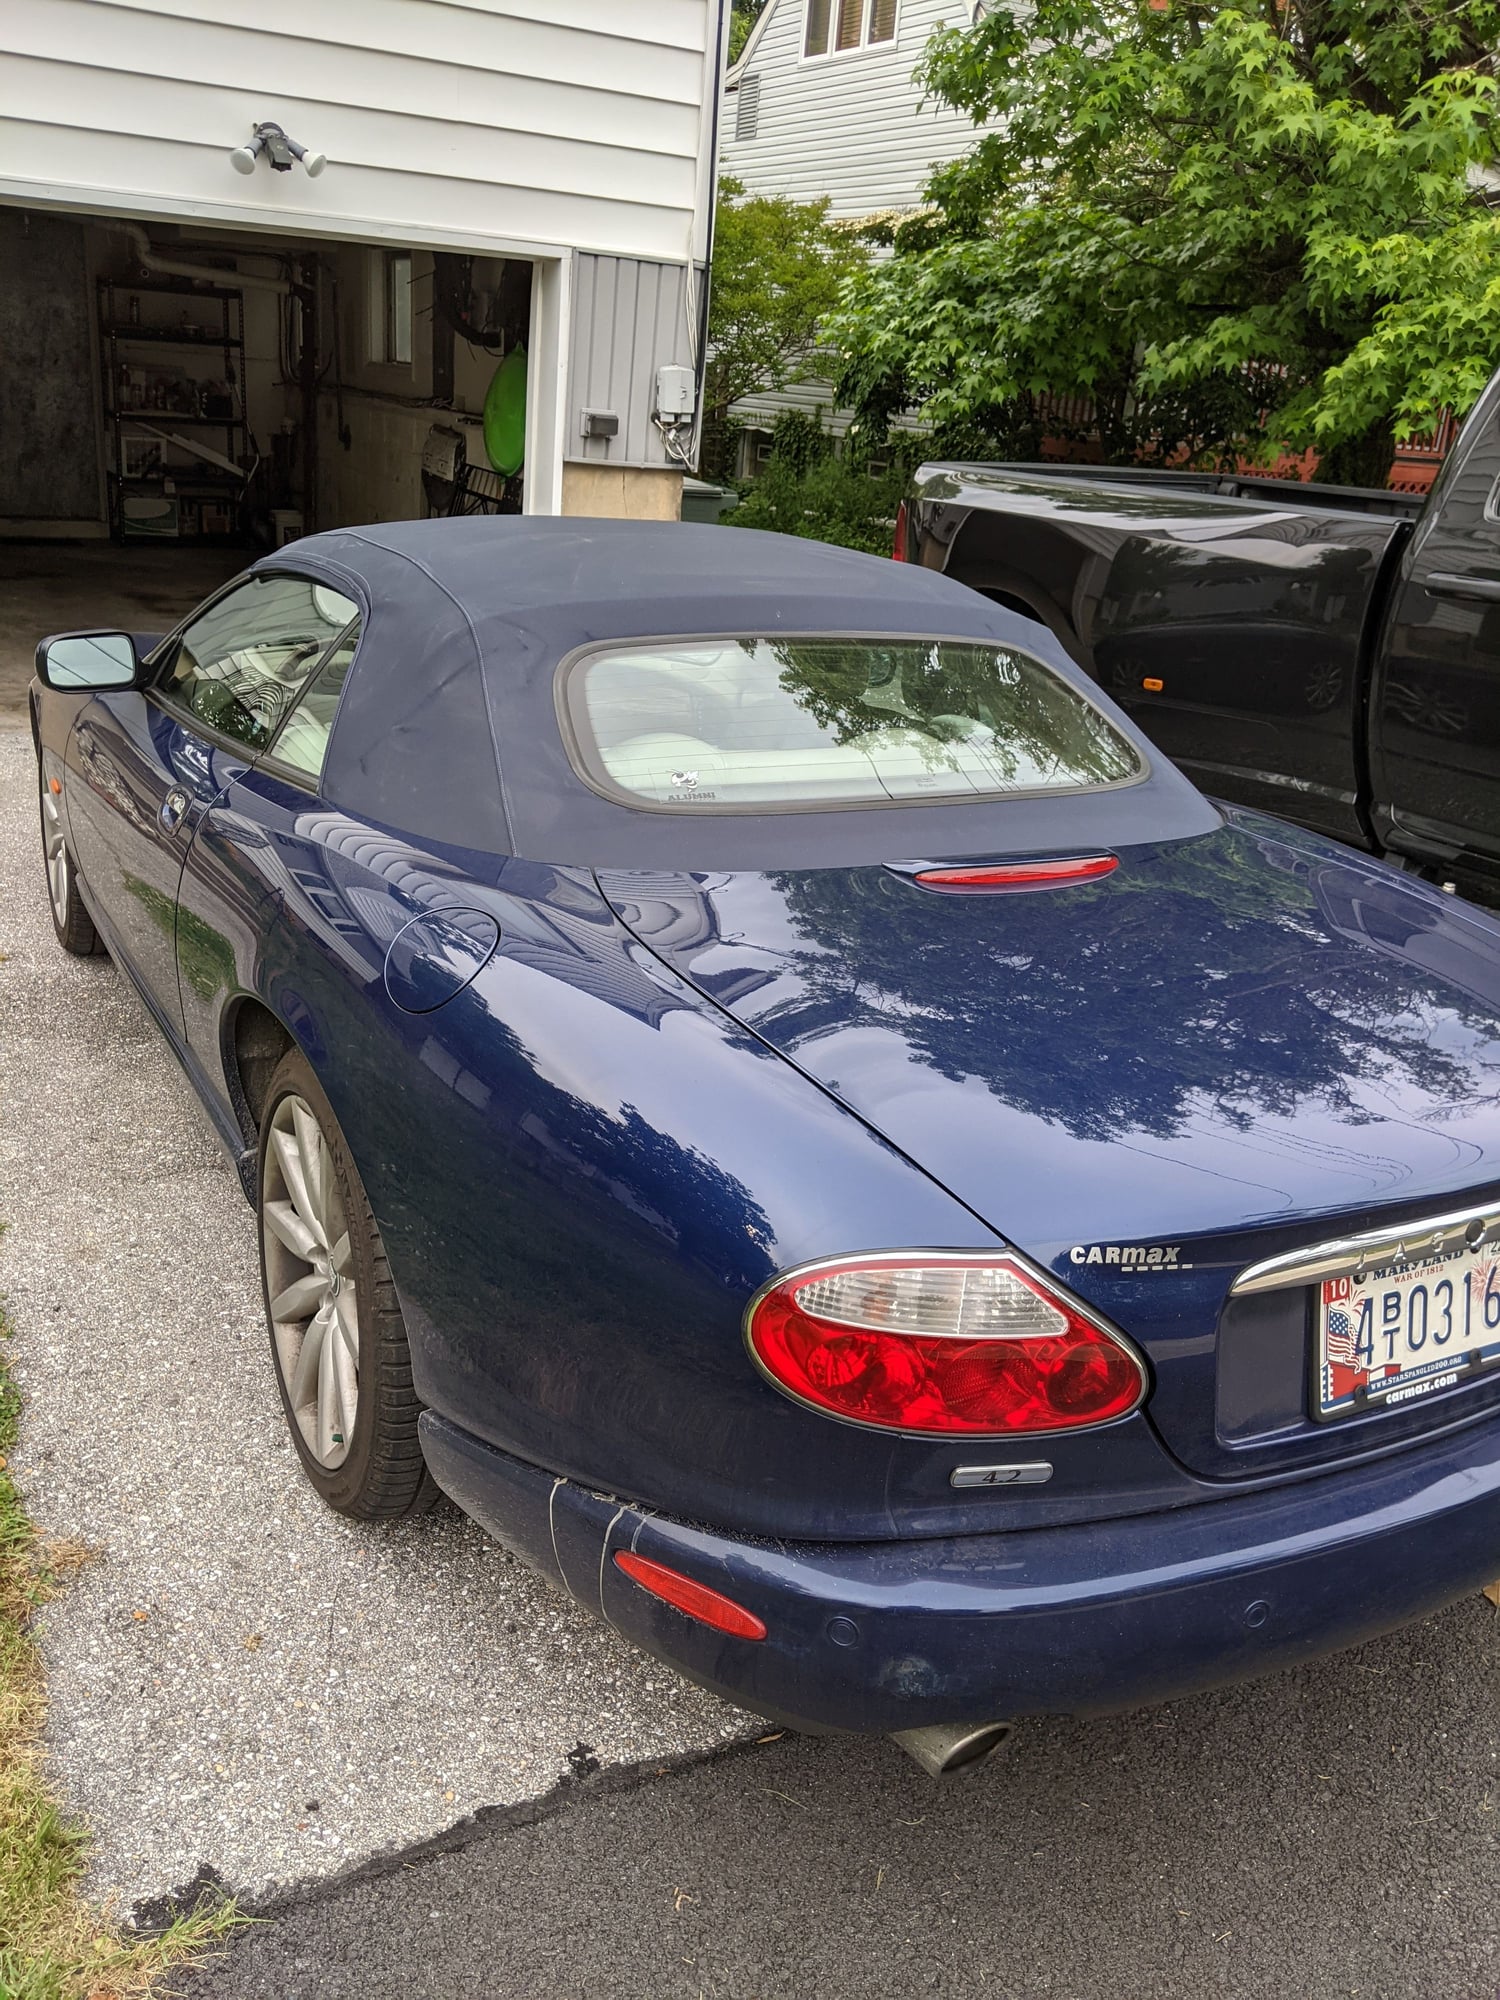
left=257, top=517, right=1215, bottom=866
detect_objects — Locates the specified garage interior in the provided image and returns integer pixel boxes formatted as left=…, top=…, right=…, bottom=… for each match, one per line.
left=0, top=205, right=535, bottom=721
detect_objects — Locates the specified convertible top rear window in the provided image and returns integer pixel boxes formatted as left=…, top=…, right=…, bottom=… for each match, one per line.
left=562, top=636, right=1144, bottom=812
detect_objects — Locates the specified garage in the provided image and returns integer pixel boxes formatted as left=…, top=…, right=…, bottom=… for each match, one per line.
left=0, top=208, right=546, bottom=698
left=0, top=0, right=726, bottom=718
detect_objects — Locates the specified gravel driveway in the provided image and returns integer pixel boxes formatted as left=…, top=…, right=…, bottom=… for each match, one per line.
left=0, top=726, right=751, bottom=1914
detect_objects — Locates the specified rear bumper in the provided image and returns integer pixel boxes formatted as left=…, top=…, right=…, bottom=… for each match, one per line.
left=419, top=1409, right=1500, bottom=1734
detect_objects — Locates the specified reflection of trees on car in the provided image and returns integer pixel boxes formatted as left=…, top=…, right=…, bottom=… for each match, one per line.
left=768, top=825, right=1498, bottom=1145
left=187, top=641, right=325, bottom=750
left=769, top=638, right=1139, bottom=788
left=124, top=873, right=236, bottom=1002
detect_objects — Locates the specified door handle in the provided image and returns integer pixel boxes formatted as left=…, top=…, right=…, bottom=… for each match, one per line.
left=159, top=787, right=189, bottom=832
left=1425, top=571, right=1500, bottom=603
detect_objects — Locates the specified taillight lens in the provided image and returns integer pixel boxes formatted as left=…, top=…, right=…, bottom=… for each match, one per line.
left=915, top=856, right=1118, bottom=892
left=745, top=1256, right=1146, bottom=1436
left=892, top=498, right=910, bottom=561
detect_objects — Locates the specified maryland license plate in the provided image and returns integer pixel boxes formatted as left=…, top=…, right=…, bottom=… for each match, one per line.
left=1318, top=1243, right=1500, bottom=1418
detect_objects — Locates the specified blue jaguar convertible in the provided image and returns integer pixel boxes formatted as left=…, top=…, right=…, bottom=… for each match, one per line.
left=30, top=519, right=1500, bottom=1775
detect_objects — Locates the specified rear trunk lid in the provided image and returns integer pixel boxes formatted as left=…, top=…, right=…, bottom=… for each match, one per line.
left=600, top=811, right=1500, bottom=1481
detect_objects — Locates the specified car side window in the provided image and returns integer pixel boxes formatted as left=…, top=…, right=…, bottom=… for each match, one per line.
left=264, top=621, right=361, bottom=782
left=158, top=575, right=358, bottom=752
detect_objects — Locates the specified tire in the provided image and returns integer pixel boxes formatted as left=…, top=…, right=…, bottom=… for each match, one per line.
left=38, top=762, right=101, bottom=956
left=256, top=1046, right=439, bottom=1518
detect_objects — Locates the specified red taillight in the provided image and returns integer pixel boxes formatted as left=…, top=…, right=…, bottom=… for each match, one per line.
left=914, top=856, right=1118, bottom=893
left=892, top=498, right=910, bottom=561
left=613, top=1552, right=767, bottom=1640
left=745, top=1255, right=1145, bottom=1436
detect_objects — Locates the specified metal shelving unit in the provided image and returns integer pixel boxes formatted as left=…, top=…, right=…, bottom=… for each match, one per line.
left=99, top=277, right=249, bottom=544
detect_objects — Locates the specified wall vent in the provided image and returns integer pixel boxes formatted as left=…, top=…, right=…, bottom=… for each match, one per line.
left=735, top=74, right=762, bottom=142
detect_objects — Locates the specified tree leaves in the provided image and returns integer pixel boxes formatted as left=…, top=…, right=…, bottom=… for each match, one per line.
left=707, top=177, right=868, bottom=428
left=830, top=0, right=1500, bottom=469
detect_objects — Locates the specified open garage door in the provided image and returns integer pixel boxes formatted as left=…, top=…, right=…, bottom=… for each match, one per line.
left=0, top=212, right=541, bottom=724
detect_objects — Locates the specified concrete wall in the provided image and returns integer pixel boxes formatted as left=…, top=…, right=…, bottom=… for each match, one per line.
left=0, top=211, right=101, bottom=525
left=560, top=465, right=683, bottom=520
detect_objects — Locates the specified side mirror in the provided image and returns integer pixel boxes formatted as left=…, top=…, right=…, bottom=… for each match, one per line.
left=35, top=631, right=141, bottom=692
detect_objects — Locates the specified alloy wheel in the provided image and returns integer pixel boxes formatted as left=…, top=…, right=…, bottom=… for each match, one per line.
left=261, top=1092, right=360, bottom=1467
left=41, top=781, right=69, bottom=927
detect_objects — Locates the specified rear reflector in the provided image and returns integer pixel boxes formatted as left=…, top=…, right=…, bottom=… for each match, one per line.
left=746, top=1254, right=1146, bottom=1436
left=613, top=1552, right=767, bottom=1640
left=892, top=498, right=910, bottom=561
left=914, top=856, right=1118, bottom=892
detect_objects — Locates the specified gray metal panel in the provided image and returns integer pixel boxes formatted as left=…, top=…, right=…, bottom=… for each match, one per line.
left=567, top=253, right=694, bottom=467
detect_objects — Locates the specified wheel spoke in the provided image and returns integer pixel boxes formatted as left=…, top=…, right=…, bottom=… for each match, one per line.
left=329, top=1310, right=358, bottom=1447
left=269, top=1271, right=326, bottom=1322
left=291, top=1102, right=328, bottom=1235
left=333, top=1286, right=359, bottom=1364
left=264, top=1197, right=320, bottom=1262
left=291, top=1302, right=331, bottom=1409
left=329, top=1230, right=353, bottom=1277
left=316, top=1310, right=340, bottom=1458
left=271, top=1125, right=325, bottom=1246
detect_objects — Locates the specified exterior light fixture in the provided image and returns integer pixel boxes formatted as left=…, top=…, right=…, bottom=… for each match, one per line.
left=231, top=121, right=327, bottom=178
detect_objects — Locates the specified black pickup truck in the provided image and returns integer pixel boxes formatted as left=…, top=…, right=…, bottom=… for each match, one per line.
left=903, top=368, right=1500, bottom=894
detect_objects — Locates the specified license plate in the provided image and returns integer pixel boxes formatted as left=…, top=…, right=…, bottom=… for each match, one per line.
left=1318, top=1243, right=1500, bottom=1418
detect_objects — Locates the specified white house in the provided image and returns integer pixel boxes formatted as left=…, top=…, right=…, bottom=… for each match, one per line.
left=0, top=0, right=728, bottom=545
left=719, top=0, right=988, bottom=458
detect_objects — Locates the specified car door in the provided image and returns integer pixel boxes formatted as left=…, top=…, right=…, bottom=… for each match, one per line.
left=64, top=572, right=355, bottom=1037
left=174, top=612, right=366, bottom=1116
left=1372, top=382, right=1500, bottom=865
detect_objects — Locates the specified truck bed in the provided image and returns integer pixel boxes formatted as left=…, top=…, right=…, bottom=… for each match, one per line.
left=912, top=462, right=1419, bottom=849
left=959, top=462, right=1426, bottom=521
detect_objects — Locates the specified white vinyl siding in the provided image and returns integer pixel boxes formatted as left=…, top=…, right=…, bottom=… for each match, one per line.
left=721, top=0, right=984, bottom=221
left=1, top=0, right=719, bottom=264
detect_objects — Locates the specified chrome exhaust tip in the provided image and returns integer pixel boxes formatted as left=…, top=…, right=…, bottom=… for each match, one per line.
left=890, top=1720, right=1012, bottom=1778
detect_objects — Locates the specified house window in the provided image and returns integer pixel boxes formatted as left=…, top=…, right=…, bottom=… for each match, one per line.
left=375, top=251, right=412, bottom=366
left=735, top=73, right=762, bottom=141
left=804, top=0, right=896, bottom=54
left=739, top=428, right=776, bottom=479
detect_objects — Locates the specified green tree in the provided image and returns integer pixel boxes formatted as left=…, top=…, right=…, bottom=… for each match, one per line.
left=728, top=411, right=913, bottom=551
left=828, top=0, right=1500, bottom=484
left=728, top=0, right=768, bottom=62
left=704, top=178, right=868, bottom=479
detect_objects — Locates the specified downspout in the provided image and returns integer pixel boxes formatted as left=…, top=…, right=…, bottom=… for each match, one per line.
left=684, top=0, right=730, bottom=471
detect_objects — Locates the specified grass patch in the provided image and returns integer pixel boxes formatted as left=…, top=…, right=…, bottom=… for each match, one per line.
left=0, top=1284, right=245, bottom=1998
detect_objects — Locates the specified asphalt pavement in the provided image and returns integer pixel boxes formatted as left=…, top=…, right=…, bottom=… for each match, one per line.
left=0, top=727, right=751, bottom=1913
left=0, top=542, right=242, bottom=725
left=186, top=1605, right=1500, bottom=2000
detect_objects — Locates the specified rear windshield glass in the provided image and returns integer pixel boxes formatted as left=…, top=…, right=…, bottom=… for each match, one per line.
left=563, top=636, right=1144, bottom=811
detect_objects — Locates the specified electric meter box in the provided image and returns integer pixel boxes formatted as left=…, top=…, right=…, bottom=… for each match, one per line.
left=654, top=365, right=696, bottom=421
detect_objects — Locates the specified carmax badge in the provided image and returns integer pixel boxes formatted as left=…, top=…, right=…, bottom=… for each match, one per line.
left=1069, top=1243, right=1188, bottom=1269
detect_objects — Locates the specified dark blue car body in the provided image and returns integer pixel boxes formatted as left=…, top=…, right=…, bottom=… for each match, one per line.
left=30, top=518, right=1500, bottom=1734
